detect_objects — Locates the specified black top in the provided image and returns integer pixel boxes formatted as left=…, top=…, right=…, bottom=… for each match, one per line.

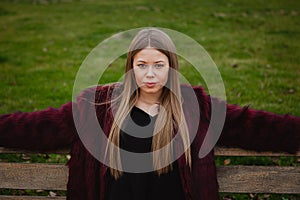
left=107, top=106, right=185, bottom=200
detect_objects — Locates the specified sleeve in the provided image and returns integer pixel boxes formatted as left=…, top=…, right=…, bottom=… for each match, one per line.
left=0, top=101, right=78, bottom=152
left=217, top=102, right=300, bottom=154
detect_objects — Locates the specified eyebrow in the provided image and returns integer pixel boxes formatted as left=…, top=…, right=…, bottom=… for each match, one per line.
left=136, top=59, right=165, bottom=63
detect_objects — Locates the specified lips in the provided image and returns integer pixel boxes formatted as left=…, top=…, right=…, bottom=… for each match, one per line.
left=144, top=82, right=156, bottom=88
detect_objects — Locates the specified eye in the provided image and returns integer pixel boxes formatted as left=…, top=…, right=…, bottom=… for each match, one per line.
left=137, top=64, right=147, bottom=69
left=154, top=63, right=164, bottom=68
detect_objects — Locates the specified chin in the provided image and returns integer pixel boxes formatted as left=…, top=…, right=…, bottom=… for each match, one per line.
left=142, top=89, right=160, bottom=94
left=140, top=87, right=163, bottom=95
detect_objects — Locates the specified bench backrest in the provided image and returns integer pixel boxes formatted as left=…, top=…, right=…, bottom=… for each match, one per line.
left=0, top=147, right=299, bottom=199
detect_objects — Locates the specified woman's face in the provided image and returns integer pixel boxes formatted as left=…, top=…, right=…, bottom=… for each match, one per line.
left=133, top=48, right=170, bottom=97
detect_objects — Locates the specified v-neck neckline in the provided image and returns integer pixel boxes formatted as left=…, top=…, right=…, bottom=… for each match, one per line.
left=133, top=106, right=158, bottom=118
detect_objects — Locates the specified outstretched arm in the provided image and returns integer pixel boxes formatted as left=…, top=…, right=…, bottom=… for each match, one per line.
left=0, top=102, right=77, bottom=152
left=217, top=102, right=300, bottom=154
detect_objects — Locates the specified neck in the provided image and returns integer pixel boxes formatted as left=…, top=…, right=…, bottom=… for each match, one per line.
left=138, top=91, right=161, bottom=105
left=136, top=91, right=161, bottom=117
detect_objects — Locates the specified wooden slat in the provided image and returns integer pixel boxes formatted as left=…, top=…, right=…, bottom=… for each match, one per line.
left=214, top=147, right=300, bottom=157
left=218, top=165, right=300, bottom=194
left=0, top=196, right=65, bottom=200
left=1, top=163, right=299, bottom=194
left=1, top=147, right=300, bottom=157
left=0, top=147, right=69, bottom=154
left=0, top=163, right=68, bottom=190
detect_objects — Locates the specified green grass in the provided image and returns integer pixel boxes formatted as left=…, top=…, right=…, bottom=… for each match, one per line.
left=0, top=0, right=299, bottom=199
left=0, top=0, right=299, bottom=114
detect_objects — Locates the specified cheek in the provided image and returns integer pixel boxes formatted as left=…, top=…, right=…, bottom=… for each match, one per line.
left=133, top=68, right=142, bottom=84
left=161, top=68, right=170, bottom=83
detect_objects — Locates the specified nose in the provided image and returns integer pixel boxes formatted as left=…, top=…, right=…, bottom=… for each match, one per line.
left=146, top=65, right=154, bottom=78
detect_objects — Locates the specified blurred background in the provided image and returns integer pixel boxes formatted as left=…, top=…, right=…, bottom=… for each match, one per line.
left=0, top=0, right=299, bottom=199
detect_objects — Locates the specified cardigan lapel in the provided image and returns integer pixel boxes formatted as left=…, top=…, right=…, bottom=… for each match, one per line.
left=177, top=143, right=193, bottom=200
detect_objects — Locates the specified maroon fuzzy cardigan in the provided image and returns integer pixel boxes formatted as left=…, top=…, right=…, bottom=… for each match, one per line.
left=0, top=84, right=299, bottom=200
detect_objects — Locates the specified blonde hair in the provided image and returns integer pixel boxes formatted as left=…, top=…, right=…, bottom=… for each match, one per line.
left=107, top=28, right=191, bottom=179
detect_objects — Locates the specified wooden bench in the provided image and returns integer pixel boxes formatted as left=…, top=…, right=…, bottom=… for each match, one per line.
left=0, top=147, right=299, bottom=199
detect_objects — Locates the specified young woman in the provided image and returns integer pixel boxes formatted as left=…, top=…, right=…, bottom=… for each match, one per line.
left=0, top=28, right=299, bottom=200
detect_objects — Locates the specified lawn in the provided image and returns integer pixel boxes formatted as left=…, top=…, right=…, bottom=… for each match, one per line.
left=0, top=0, right=299, bottom=199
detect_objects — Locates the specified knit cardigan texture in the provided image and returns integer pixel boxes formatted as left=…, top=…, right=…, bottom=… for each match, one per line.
left=0, top=84, right=299, bottom=200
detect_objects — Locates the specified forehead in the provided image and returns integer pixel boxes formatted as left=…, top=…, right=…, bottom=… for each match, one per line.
left=134, top=48, right=168, bottom=62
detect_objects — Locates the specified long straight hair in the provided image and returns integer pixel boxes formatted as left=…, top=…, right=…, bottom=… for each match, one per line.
left=107, top=28, right=191, bottom=179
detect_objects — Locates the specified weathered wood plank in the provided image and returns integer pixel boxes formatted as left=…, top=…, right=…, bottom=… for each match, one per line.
left=0, top=147, right=69, bottom=154
left=0, top=196, right=65, bottom=200
left=1, top=147, right=300, bottom=157
left=218, top=165, right=300, bottom=194
left=214, top=147, right=300, bottom=157
left=0, top=163, right=68, bottom=190
left=1, top=163, right=299, bottom=193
